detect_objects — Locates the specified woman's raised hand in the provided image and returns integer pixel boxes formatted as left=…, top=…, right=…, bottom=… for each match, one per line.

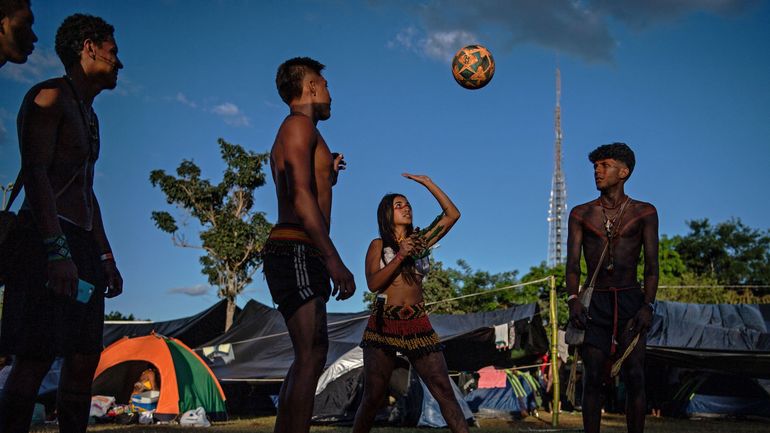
left=398, top=237, right=417, bottom=256
left=402, top=173, right=432, bottom=185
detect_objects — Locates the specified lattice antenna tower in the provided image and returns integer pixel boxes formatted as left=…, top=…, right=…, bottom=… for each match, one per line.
left=547, top=67, right=567, bottom=267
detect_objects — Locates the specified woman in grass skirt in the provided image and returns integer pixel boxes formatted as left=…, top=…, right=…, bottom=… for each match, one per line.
left=352, top=173, right=467, bottom=433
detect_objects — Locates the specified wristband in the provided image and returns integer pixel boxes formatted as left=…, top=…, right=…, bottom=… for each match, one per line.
left=567, top=294, right=579, bottom=303
left=43, top=234, right=72, bottom=262
left=647, top=301, right=655, bottom=312
left=394, top=252, right=405, bottom=262
left=100, top=252, right=115, bottom=262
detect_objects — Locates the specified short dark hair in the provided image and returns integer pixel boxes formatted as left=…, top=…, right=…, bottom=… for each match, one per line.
left=55, top=13, right=114, bottom=69
left=0, top=0, right=29, bottom=20
left=589, top=142, right=636, bottom=176
left=275, top=57, right=325, bottom=105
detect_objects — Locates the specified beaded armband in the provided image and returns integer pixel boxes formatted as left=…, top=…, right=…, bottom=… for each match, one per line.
left=411, top=212, right=445, bottom=260
left=43, top=234, right=72, bottom=262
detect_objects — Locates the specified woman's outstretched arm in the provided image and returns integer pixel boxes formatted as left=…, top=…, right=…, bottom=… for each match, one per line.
left=403, top=173, right=460, bottom=248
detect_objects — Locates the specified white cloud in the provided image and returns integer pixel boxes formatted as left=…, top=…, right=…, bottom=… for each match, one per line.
left=423, top=30, right=478, bottom=59
left=168, top=93, right=251, bottom=127
left=0, top=47, right=61, bottom=84
left=175, top=92, right=198, bottom=108
left=387, top=26, right=418, bottom=50
left=388, top=27, right=478, bottom=60
left=112, top=75, right=143, bottom=97
left=168, top=284, right=210, bottom=296
left=211, top=102, right=251, bottom=127
left=0, top=108, right=11, bottom=145
left=381, top=0, right=757, bottom=63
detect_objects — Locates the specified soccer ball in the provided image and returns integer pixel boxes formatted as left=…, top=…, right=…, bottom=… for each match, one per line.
left=451, top=45, right=495, bottom=90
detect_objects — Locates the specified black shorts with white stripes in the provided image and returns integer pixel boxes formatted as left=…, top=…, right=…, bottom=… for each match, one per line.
left=262, top=227, right=331, bottom=320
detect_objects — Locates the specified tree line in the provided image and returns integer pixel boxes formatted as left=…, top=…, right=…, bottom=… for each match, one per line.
left=147, top=139, right=770, bottom=329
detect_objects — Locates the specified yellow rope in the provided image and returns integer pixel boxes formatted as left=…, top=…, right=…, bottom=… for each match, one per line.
left=611, top=333, right=640, bottom=377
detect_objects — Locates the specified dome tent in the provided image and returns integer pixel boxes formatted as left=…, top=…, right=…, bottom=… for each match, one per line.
left=92, top=334, right=226, bottom=421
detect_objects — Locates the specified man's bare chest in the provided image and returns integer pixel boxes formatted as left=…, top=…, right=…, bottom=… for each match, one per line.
left=55, top=106, right=98, bottom=165
left=313, top=136, right=333, bottom=187
left=581, top=208, right=643, bottom=242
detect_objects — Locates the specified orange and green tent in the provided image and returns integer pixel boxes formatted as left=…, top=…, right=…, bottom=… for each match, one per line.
left=92, top=334, right=227, bottom=421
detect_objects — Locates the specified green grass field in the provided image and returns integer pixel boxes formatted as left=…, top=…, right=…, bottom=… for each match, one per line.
left=30, top=412, right=770, bottom=433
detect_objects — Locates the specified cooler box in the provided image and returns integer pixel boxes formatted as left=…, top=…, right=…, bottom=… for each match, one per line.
left=131, top=390, right=160, bottom=412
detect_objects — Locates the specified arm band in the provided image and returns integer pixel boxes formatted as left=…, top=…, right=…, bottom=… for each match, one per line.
left=43, top=234, right=72, bottom=262
left=100, top=252, right=115, bottom=262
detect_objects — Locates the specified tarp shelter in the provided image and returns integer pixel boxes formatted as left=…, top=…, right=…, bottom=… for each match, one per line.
left=462, top=366, right=542, bottom=419
left=667, top=372, right=770, bottom=418
left=198, top=299, right=547, bottom=381
left=647, top=301, right=770, bottom=379
left=103, top=299, right=236, bottom=348
left=92, top=334, right=227, bottom=421
left=312, top=347, right=475, bottom=427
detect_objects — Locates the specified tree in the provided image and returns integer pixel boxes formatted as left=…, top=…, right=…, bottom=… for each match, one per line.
left=150, top=138, right=272, bottom=330
left=421, top=260, right=463, bottom=313
left=674, top=218, right=770, bottom=285
left=520, top=262, right=567, bottom=327
left=105, top=311, right=140, bottom=321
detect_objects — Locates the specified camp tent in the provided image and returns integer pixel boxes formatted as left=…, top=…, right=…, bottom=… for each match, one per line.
left=92, top=334, right=227, bottom=421
left=667, top=372, right=770, bottom=419
left=36, top=300, right=236, bottom=401
left=198, top=300, right=547, bottom=381
left=312, top=347, right=474, bottom=427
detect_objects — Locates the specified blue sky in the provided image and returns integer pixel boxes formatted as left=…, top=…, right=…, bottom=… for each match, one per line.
left=1, top=0, right=769, bottom=321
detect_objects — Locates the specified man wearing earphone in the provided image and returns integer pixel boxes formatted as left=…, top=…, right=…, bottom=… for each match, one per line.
left=0, top=14, right=123, bottom=433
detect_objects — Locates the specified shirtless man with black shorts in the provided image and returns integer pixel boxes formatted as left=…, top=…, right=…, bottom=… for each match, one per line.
left=566, top=142, right=659, bottom=433
left=264, top=57, right=356, bottom=433
left=0, top=14, right=123, bottom=433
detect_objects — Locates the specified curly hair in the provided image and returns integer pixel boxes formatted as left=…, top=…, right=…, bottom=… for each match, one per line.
left=589, top=142, right=636, bottom=176
left=275, top=57, right=325, bottom=105
left=0, top=0, right=29, bottom=20
left=55, top=13, right=114, bottom=69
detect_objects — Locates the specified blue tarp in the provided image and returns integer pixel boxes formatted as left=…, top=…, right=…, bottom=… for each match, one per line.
left=416, top=377, right=474, bottom=428
left=463, top=384, right=524, bottom=416
left=462, top=372, right=541, bottom=418
left=687, top=394, right=770, bottom=418
left=647, top=301, right=770, bottom=379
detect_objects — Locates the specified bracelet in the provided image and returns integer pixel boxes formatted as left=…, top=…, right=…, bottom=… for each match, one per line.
left=647, top=301, right=655, bottom=311
left=566, top=294, right=579, bottom=303
left=43, top=234, right=72, bottom=262
left=100, top=252, right=115, bottom=262
left=394, top=252, right=405, bottom=261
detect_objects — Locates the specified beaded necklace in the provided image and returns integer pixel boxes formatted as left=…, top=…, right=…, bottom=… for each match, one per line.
left=600, top=196, right=631, bottom=273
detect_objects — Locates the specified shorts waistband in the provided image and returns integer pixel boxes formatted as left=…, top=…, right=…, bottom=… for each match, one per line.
left=268, top=224, right=313, bottom=244
left=594, top=285, right=641, bottom=292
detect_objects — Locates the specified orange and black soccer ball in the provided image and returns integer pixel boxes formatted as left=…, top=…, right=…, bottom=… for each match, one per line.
left=451, top=45, right=495, bottom=90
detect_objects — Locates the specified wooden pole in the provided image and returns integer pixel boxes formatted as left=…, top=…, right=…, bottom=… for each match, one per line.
left=550, top=275, right=560, bottom=427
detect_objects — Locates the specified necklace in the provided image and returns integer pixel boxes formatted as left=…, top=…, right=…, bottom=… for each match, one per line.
left=600, top=196, right=630, bottom=273
left=64, top=75, right=99, bottom=146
